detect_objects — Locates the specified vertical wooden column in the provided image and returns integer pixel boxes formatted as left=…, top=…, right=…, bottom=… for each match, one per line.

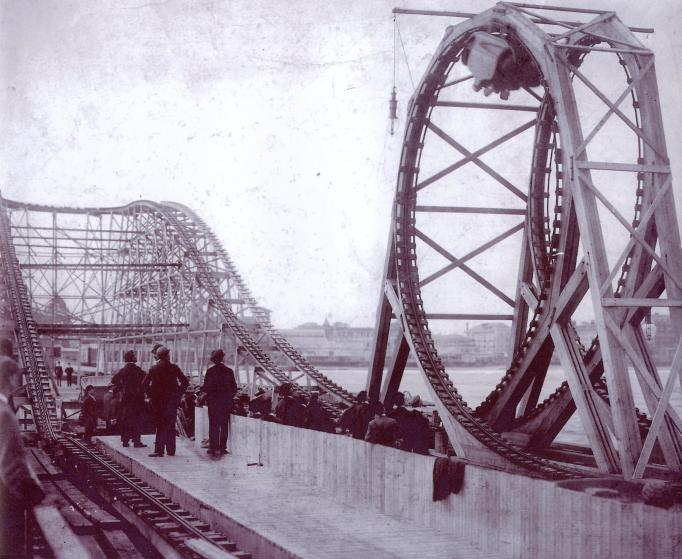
left=549, top=58, right=642, bottom=476
left=366, top=225, right=397, bottom=401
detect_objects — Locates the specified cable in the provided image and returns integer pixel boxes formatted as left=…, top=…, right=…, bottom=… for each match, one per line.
left=395, top=16, right=415, bottom=89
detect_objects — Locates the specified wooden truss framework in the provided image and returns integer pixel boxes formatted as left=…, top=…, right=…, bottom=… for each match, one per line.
left=3, top=200, right=355, bottom=404
left=368, top=3, right=682, bottom=478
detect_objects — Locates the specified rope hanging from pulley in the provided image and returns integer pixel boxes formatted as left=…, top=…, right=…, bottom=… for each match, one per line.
left=388, top=15, right=414, bottom=136
left=389, top=16, right=398, bottom=135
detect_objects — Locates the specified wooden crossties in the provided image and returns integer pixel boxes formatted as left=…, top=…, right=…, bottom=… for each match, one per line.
left=368, top=3, right=682, bottom=479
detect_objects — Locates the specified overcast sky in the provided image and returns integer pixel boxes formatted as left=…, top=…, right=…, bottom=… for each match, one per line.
left=1, top=0, right=681, bottom=330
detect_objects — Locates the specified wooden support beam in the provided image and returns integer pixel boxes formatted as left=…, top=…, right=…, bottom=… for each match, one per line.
left=629, top=326, right=682, bottom=469
left=32, top=505, right=91, bottom=559
left=602, top=298, right=682, bottom=307
left=634, top=340, right=682, bottom=478
left=417, top=119, right=536, bottom=192
left=506, top=3, right=609, bottom=16
left=599, top=177, right=670, bottom=296
left=554, top=260, right=589, bottom=322
left=519, top=282, right=538, bottom=309
left=551, top=49, right=643, bottom=476
left=576, top=161, right=670, bottom=173
left=415, top=206, right=526, bottom=215
left=550, top=11, right=614, bottom=42
left=576, top=58, right=655, bottom=155
left=566, top=62, right=668, bottom=160
left=554, top=43, right=651, bottom=55
left=602, top=313, right=682, bottom=434
left=426, top=122, right=528, bottom=201
left=511, top=226, right=534, bottom=359
left=579, top=174, right=682, bottom=293
left=366, top=228, right=399, bottom=401
left=551, top=323, right=621, bottom=473
left=425, top=313, right=514, bottom=320
left=417, top=223, right=523, bottom=298
left=485, top=262, right=587, bottom=427
left=441, top=74, right=473, bottom=89
left=392, top=6, right=655, bottom=33
left=185, top=539, right=241, bottom=559
left=435, top=101, right=539, bottom=112
left=380, top=334, right=411, bottom=404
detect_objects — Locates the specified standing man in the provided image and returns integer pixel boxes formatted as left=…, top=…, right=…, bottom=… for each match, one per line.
left=65, top=362, right=74, bottom=387
left=143, top=346, right=188, bottom=457
left=0, top=339, right=45, bottom=557
left=337, top=390, right=371, bottom=439
left=112, top=350, right=147, bottom=448
left=54, top=361, right=64, bottom=387
left=200, top=349, right=237, bottom=456
left=80, top=385, right=98, bottom=443
left=151, top=343, right=162, bottom=361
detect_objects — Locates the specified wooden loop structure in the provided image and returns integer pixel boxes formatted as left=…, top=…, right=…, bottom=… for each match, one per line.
left=367, top=3, right=682, bottom=479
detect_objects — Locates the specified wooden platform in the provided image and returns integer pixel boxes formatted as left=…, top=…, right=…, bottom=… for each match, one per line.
left=97, top=435, right=505, bottom=559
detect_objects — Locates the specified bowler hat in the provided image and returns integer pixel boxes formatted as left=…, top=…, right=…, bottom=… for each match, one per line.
left=210, top=348, right=225, bottom=362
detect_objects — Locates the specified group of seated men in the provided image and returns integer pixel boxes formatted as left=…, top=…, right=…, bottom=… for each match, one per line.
left=207, top=383, right=432, bottom=454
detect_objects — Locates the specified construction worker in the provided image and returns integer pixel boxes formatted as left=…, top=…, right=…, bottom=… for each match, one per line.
left=65, top=363, right=74, bottom=387
left=143, top=346, right=188, bottom=457
left=111, top=350, right=147, bottom=448
left=200, top=349, right=237, bottom=456
left=0, top=339, right=45, bottom=557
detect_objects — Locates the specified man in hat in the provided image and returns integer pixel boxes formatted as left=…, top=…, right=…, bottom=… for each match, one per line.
left=111, top=350, right=147, bottom=448
left=143, top=346, right=188, bottom=457
left=200, top=349, right=237, bottom=456
left=0, top=339, right=45, bottom=556
left=54, top=360, right=64, bottom=386
left=151, top=343, right=162, bottom=360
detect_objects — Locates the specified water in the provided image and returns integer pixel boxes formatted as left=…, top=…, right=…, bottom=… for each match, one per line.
left=320, top=365, right=682, bottom=446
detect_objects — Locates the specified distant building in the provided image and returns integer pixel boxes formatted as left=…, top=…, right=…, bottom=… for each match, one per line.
left=279, top=320, right=373, bottom=365
left=432, top=333, right=478, bottom=365
left=467, top=323, right=510, bottom=363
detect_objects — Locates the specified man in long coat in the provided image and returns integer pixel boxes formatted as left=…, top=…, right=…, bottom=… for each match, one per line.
left=143, top=346, right=188, bottom=457
left=111, top=350, right=147, bottom=448
left=0, top=339, right=45, bottom=556
left=201, top=349, right=237, bottom=456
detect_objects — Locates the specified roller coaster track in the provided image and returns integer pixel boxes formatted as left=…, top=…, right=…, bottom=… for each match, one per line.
left=371, top=3, right=682, bottom=479
left=160, top=202, right=355, bottom=404
left=0, top=196, right=353, bottom=442
left=5, top=5, right=679, bottom=482
left=474, top=50, right=653, bottom=441
left=0, top=200, right=58, bottom=439
left=59, top=434, right=250, bottom=558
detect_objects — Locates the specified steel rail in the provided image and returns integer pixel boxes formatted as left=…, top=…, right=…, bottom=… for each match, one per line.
left=60, top=434, right=222, bottom=545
